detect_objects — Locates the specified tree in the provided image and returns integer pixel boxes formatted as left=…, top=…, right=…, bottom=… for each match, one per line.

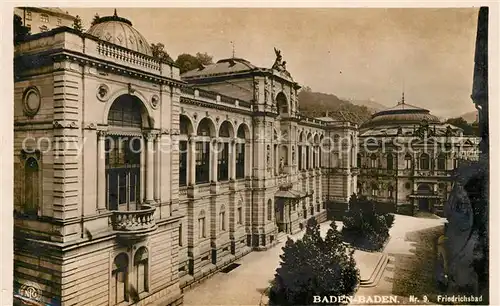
left=342, top=194, right=394, bottom=251
left=150, top=43, right=173, bottom=63
left=91, top=13, right=100, bottom=26
left=175, top=52, right=214, bottom=74
left=446, top=117, right=478, bottom=136
left=269, top=218, right=359, bottom=306
left=14, top=14, right=30, bottom=45
left=195, top=52, right=214, bottom=66
left=73, top=15, right=84, bottom=33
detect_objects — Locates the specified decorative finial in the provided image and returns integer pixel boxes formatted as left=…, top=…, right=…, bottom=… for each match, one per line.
left=114, top=9, right=118, bottom=17
left=401, top=91, right=405, bottom=105
left=230, top=41, right=235, bottom=58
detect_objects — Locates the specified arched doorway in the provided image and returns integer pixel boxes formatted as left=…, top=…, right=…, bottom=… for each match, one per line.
left=417, top=184, right=432, bottom=211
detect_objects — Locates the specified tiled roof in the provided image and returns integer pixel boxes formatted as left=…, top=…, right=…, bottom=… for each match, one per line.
left=182, top=58, right=257, bottom=78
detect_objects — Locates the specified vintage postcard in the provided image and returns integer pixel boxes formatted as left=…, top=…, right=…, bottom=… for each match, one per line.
left=5, top=3, right=496, bottom=306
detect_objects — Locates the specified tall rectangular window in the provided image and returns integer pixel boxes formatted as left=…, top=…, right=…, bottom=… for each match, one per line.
left=178, top=224, right=183, bottom=246
left=306, top=147, right=310, bottom=169
left=179, top=141, right=187, bottom=186
left=298, top=146, right=303, bottom=170
left=217, top=142, right=229, bottom=181
left=195, top=142, right=210, bottom=184
left=198, top=217, right=206, bottom=238
left=237, top=207, right=242, bottom=224
left=236, top=143, right=245, bottom=179
left=219, top=211, right=226, bottom=231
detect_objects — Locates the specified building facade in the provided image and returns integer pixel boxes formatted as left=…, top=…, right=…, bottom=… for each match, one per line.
left=14, top=7, right=76, bottom=34
left=356, top=97, right=480, bottom=216
left=13, top=13, right=356, bottom=306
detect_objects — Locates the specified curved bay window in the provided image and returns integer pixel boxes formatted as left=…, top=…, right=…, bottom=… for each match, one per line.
left=134, top=247, right=149, bottom=294
left=236, top=126, right=246, bottom=179
left=24, top=157, right=40, bottom=217
left=112, top=253, right=129, bottom=304
left=437, top=153, right=446, bottom=170
left=420, top=153, right=430, bottom=170
left=405, top=153, right=412, bottom=169
left=217, top=122, right=231, bottom=181
left=106, top=95, right=144, bottom=211
left=386, top=153, right=394, bottom=170
left=196, top=119, right=212, bottom=184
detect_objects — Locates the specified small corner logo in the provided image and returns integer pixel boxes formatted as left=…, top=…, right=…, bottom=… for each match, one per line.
left=15, top=281, right=43, bottom=305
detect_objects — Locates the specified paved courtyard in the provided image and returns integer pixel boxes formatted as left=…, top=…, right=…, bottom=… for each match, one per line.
left=183, top=215, right=446, bottom=305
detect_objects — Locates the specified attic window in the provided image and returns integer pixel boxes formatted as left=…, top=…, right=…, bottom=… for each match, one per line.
left=139, top=40, right=143, bottom=46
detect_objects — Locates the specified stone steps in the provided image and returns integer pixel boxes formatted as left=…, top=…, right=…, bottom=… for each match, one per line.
left=359, top=253, right=389, bottom=287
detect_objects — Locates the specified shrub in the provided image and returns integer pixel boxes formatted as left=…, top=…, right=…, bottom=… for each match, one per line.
left=269, top=218, right=359, bottom=306
left=342, top=194, right=395, bottom=251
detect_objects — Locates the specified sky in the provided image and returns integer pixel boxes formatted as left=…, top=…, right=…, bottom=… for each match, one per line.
left=65, top=7, right=480, bottom=118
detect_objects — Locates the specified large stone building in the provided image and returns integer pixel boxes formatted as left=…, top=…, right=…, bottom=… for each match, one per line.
left=14, top=7, right=76, bottom=34
left=13, top=12, right=357, bottom=305
left=356, top=95, right=480, bottom=216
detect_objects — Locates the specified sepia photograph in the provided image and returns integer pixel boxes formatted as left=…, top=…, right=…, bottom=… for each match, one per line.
left=6, top=3, right=495, bottom=306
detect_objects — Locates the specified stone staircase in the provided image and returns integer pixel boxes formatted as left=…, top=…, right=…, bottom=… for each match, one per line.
left=359, top=253, right=389, bottom=288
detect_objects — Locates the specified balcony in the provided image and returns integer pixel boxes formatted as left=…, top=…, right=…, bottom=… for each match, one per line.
left=111, top=204, right=157, bottom=241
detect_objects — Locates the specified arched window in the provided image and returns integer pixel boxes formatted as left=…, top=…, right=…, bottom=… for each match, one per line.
left=357, top=153, right=362, bottom=169
left=420, top=153, right=430, bottom=170
left=106, top=95, right=144, bottom=211
left=405, top=154, right=412, bottom=169
left=236, top=125, right=247, bottom=179
left=276, top=92, right=288, bottom=115
left=386, top=153, right=394, bottom=170
left=134, top=247, right=149, bottom=294
left=388, top=186, right=394, bottom=198
left=437, top=153, right=446, bottom=170
left=267, top=199, right=273, bottom=221
left=108, top=95, right=143, bottom=128
left=219, top=205, right=226, bottom=231
left=306, top=143, right=310, bottom=169
left=112, top=253, right=129, bottom=304
left=217, top=122, right=231, bottom=181
left=370, top=154, right=378, bottom=168
left=357, top=182, right=362, bottom=194
left=24, top=157, right=40, bottom=217
left=371, top=183, right=379, bottom=197
left=198, top=210, right=206, bottom=239
left=196, top=118, right=213, bottom=184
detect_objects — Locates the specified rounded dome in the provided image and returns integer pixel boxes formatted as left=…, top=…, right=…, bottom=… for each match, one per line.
left=86, top=11, right=152, bottom=56
left=361, top=102, right=440, bottom=129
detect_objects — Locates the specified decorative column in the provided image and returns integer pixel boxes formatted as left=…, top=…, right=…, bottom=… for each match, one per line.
left=230, top=138, right=236, bottom=180
left=145, top=132, right=155, bottom=203
left=188, top=134, right=196, bottom=185
left=211, top=138, right=218, bottom=183
left=97, top=130, right=107, bottom=211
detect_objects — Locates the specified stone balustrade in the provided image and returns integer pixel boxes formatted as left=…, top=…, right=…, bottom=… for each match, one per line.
left=111, top=204, right=156, bottom=238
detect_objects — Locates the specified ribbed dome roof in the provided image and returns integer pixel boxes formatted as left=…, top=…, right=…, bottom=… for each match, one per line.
left=86, top=10, right=152, bottom=56
left=361, top=100, right=440, bottom=128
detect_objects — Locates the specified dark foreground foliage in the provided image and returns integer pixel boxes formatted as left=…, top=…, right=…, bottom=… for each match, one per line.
left=342, top=194, right=394, bottom=251
left=269, top=218, right=359, bottom=306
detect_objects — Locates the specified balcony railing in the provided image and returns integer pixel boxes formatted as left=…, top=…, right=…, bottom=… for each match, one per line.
left=111, top=204, right=156, bottom=239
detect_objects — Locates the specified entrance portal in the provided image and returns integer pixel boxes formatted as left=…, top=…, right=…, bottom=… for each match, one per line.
left=417, top=184, right=433, bottom=212
left=418, top=198, right=430, bottom=212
